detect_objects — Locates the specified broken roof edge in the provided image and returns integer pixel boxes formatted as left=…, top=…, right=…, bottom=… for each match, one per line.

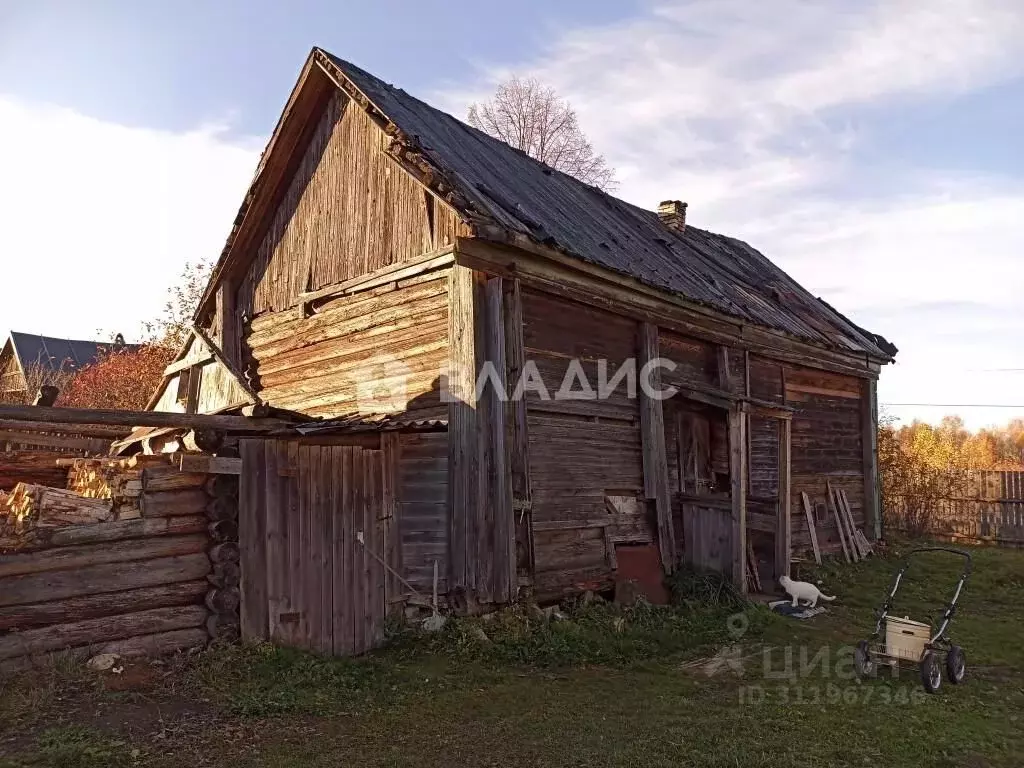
left=816, top=297, right=898, bottom=360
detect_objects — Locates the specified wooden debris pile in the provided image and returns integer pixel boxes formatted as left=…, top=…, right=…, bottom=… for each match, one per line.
left=0, top=453, right=242, bottom=672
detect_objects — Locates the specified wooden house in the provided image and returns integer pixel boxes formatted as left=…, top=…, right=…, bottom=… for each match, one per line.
left=0, top=332, right=133, bottom=404
left=168, top=49, right=894, bottom=649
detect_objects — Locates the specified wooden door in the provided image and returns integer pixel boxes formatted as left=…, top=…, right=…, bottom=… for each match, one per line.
left=673, top=407, right=736, bottom=579
left=239, top=440, right=389, bottom=656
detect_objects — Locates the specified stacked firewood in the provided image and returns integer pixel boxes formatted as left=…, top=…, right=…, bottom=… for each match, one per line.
left=3, top=484, right=113, bottom=534
left=61, top=456, right=210, bottom=522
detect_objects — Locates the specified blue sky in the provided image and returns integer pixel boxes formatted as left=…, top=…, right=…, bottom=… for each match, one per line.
left=1, top=0, right=1023, bottom=428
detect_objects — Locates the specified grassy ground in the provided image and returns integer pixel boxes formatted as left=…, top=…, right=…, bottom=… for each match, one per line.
left=1, top=540, right=1022, bottom=767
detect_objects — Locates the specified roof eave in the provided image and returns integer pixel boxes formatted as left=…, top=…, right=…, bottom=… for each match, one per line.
left=464, top=227, right=893, bottom=370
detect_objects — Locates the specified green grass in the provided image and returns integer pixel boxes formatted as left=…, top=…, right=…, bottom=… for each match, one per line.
left=2, top=540, right=1023, bottom=767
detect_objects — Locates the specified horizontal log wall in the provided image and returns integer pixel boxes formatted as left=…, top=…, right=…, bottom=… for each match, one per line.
left=247, top=274, right=450, bottom=419
left=0, top=451, right=70, bottom=492
left=520, top=289, right=645, bottom=600
left=237, top=90, right=469, bottom=317
left=0, top=462, right=239, bottom=672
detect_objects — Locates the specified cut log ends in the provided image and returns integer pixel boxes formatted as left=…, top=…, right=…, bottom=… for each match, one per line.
left=208, top=520, right=238, bottom=543
left=208, top=541, right=240, bottom=564
left=205, top=587, right=240, bottom=614
left=205, top=495, right=239, bottom=522
left=207, top=561, right=241, bottom=589
left=203, top=474, right=239, bottom=501
left=193, top=429, right=225, bottom=453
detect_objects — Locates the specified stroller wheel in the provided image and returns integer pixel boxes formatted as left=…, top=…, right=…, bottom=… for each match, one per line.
left=920, top=651, right=942, bottom=694
left=946, top=645, right=966, bottom=684
left=854, top=640, right=876, bottom=679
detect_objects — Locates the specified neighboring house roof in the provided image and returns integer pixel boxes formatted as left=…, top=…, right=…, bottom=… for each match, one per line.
left=201, top=48, right=895, bottom=363
left=6, top=332, right=137, bottom=376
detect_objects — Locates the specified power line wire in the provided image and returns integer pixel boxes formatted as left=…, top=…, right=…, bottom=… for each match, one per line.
left=881, top=403, right=1024, bottom=409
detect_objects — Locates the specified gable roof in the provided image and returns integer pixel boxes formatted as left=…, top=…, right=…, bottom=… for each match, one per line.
left=6, top=332, right=133, bottom=375
left=200, top=47, right=895, bottom=363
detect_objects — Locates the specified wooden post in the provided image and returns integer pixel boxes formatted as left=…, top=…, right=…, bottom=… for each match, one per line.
left=485, top=278, right=515, bottom=603
left=503, top=279, right=534, bottom=581
left=729, top=407, right=748, bottom=592
left=716, top=346, right=732, bottom=391
left=775, top=417, right=791, bottom=579
left=447, top=266, right=479, bottom=596
left=503, top=279, right=531, bottom=507
left=639, top=323, right=676, bottom=571
left=216, top=279, right=240, bottom=369
left=862, top=378, right=881, bottom=540
left=381, top=432, right=402, bottom=612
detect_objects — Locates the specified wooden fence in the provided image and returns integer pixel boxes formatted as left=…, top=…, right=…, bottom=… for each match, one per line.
left=885, top=470, right=1024, bottom=547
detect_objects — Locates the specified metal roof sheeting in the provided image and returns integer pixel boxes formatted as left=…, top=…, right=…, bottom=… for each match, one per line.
left=8, top=332, right=134, bottom=374
left=295, top=416, right=448, bottom=435
left=323, top=51, right=894, bottom=361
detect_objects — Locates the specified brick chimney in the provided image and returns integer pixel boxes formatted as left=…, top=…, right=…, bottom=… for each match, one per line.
left=657, top=200, right=687, bottom=232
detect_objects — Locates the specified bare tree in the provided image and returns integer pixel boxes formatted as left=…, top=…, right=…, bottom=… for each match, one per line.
left=142, top=258, right=213, bottom=350
left=468, top=77, right=617, bottom=191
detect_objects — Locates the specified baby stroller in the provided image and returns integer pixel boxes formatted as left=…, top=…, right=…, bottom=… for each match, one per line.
left=853, top=546, right=972, bottom=693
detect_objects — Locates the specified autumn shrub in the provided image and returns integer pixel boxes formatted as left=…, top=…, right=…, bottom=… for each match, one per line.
left=879, top=415, right=1024, bottom=538
left=56, top=344, right=174, bottom=411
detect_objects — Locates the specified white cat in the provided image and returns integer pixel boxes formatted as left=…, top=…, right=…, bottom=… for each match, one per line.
left=779, top=575, right=837, bottom=608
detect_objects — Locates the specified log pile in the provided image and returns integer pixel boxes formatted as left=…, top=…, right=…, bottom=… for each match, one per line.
left=0, top=453, right=242, bottom=672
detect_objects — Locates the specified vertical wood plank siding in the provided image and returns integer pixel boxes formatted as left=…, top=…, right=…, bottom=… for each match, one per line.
left=785, top=367, right=866, bottom=557
left=447, top=266, right=478, bottom=594
left=239, top=440, right=388, bottom=656
left=520, top=289, right=644, bottom=599
left=398, top=432, right=448, bottom=594
left=237, top=91, right=468, bottom=317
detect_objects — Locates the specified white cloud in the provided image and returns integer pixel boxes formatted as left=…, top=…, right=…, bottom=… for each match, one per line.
left=438, top=0, right=1024, bottom=427
left=0, top=97, right=259, bottom=343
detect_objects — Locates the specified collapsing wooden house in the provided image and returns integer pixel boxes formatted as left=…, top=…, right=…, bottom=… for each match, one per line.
left=162, top=48, right=894, bottom=652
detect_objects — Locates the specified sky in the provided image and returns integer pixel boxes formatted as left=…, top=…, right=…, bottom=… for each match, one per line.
left=1, top=0, right=1022, bottom=428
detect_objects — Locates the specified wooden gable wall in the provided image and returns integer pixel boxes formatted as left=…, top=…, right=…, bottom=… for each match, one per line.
left=149, top=334, right=250, bottom=416
left=0, top=343, right=25, bottom=403
left=236, top=90, right=468, bottom=318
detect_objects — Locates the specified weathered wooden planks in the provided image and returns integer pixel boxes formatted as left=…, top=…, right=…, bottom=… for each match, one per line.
left=239, top=440, right=269, bottom=641
left=239, top=439, right=388, bottom=656
left=639, top=323, right=676, bottom=571
left=801, top=492, right=822, bottom=565
left=729, top=409, right=748, bottom=592
left=447, top=265, right=478, bottom=595
left=237, top=91, right=469, bottom=317
left=484, top=277, right=515, bottom=603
